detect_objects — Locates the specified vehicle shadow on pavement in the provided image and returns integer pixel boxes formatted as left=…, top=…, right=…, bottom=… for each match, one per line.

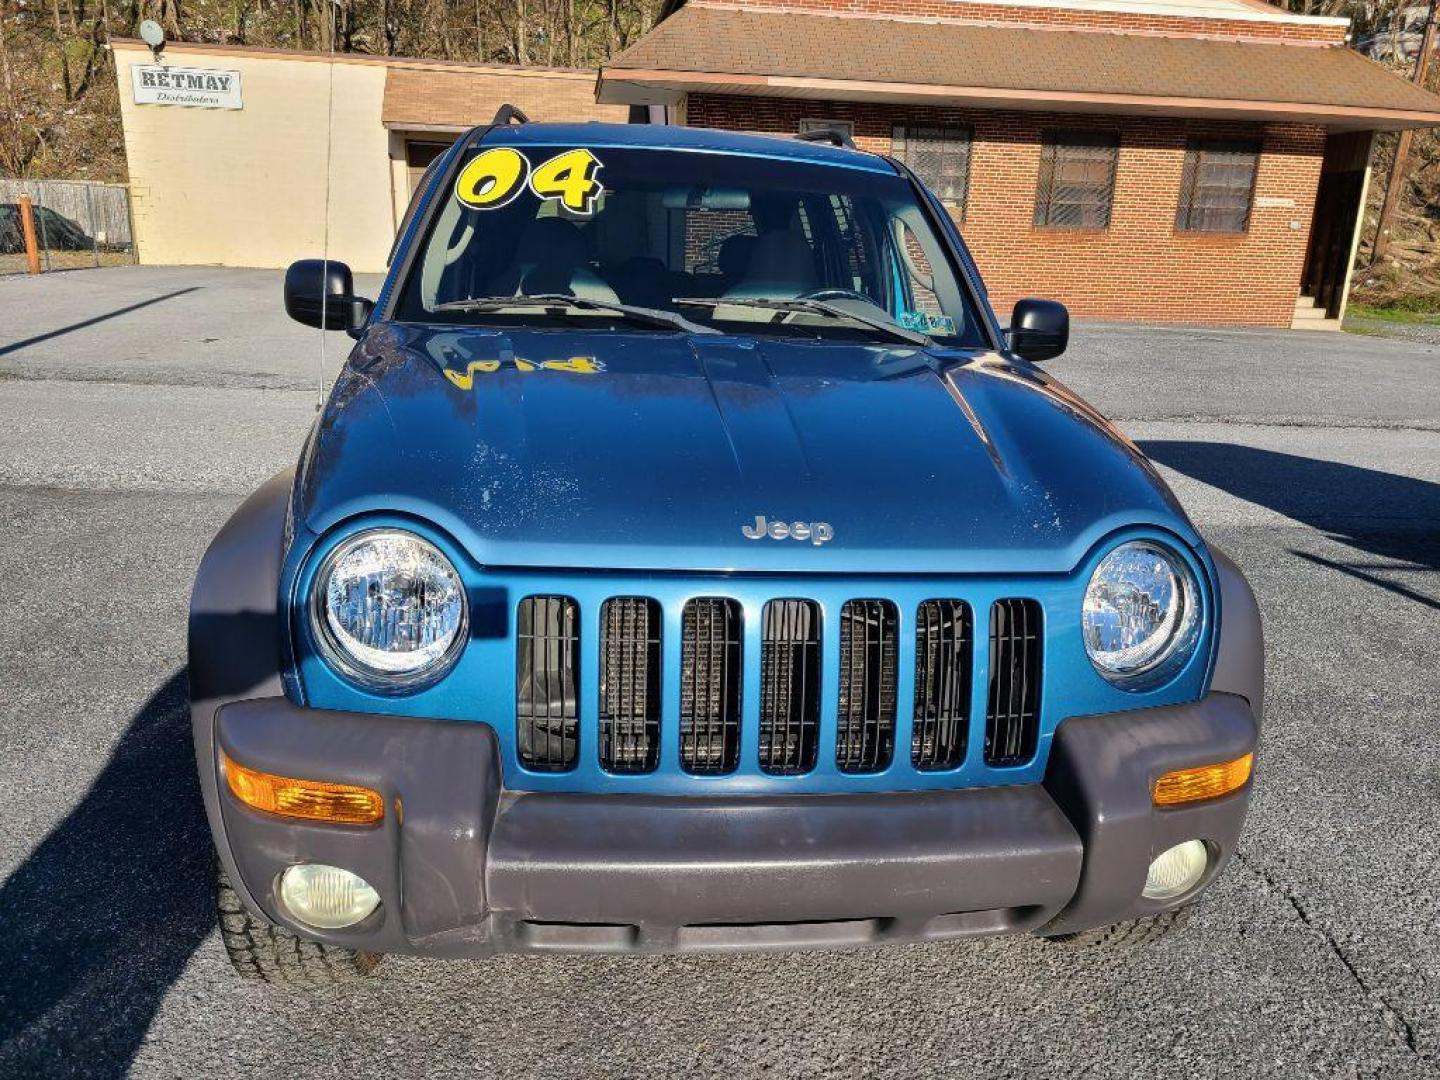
left=0, top=669, right=213, bottom=1080
left=1140, top=441, right=1440, bottom=609
left=0, top=287, right=200, bottom=359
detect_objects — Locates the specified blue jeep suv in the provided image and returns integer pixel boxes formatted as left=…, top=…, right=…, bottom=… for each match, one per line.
left=191, top=110, right=1263, bottom=983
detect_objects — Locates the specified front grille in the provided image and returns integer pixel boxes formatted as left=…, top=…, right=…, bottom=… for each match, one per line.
left=507, top=588, right=1047, bottom=781
left=599, top=598, right=661, bottom=774
left=516, top=596, right=580, bottom=770
left=985, top=599, right=1042, bottom=766
left=759, top=600, right=822, bottom=775
left=836, top=600, right=898, bottom=773
left=912, top=600, right=972, bottom=770
left=680, top=599, right=743, bottom=774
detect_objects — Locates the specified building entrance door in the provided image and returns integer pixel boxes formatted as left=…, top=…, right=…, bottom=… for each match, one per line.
left=406, top=140, right=454, bottom=194
left=1299, top=132, right=1373, bottom=320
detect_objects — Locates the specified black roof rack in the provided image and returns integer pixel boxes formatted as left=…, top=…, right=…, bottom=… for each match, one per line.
left=794, top=127, right=856, bottom=150
left=490, top=103, right=531, bottom=126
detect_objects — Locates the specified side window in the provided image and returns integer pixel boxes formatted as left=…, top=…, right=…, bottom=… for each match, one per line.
left=1034, top=130, right=1119, bottom=229
left=894, top=218, right=943, bottom=318
left=892, top=125, right=972, bottom=214
left=1176, top=138, right=1261, bottom=233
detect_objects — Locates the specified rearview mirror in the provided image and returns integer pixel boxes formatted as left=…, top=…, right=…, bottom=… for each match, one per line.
left=284, top=259, right=373, bottom=333
left=1007, top=298, right=1068, bottom=362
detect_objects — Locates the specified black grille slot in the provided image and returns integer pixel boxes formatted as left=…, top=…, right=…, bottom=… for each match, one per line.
left=680, top=599, right=742, bottom=775
left=985, top=599, right=1042, bottom=766
left=599, top=598, right=661, bottom=774
left=912, top=600, right=972, bottom=770
left=836, top=599, right=898, bottom=773
left=759, top=600, right=822, bottom=775
left=516, top=596, right=580, bottom=771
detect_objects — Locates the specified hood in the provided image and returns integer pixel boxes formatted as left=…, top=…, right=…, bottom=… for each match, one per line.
left=294, top=324, right=1196, bottom=574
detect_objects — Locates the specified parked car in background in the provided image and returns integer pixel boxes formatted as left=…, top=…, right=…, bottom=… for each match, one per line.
left=0, top=202, right=97, bottom=253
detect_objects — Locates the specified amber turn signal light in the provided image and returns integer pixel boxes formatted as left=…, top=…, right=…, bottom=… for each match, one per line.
left=223, top=751, right=384, bottom=825
left=1152, top=752, right=1253, bottom=807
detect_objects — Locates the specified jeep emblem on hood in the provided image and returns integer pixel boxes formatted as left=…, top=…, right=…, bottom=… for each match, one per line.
left=742, top=515, right=834, bottom=546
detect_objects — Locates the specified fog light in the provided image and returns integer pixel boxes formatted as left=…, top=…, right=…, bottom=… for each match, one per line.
left=1143, top=839, right=1209, bottom=900
left=279, top=864, right=380, bottom=929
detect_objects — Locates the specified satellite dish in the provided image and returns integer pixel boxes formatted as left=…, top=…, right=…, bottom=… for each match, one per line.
left=139, top=19, right=165, bottom=55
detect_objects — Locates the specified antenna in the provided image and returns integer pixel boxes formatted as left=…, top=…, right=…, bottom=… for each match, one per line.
left=317, top=0, right=340, bottom=412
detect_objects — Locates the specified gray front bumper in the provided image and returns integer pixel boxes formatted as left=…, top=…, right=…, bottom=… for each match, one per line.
left=206, top=691, right=1256, bottom=956
left=191, top=473, right=1264, bottom=956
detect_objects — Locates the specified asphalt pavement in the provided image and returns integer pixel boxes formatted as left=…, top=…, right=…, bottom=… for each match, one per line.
left=0, top=265, right=1437, bottom=1079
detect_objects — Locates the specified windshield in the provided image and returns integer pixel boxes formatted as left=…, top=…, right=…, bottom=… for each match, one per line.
left=395, top=142, right=990, bottom=348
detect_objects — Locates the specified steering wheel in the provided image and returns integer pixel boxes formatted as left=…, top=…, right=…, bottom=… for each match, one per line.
left=798, top=288, right=874, bottom=305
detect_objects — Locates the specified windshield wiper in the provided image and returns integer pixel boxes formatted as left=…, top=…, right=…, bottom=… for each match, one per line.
left=432, top=294, right=718, bottom=335
left=672, top=296, right=931, bottom=347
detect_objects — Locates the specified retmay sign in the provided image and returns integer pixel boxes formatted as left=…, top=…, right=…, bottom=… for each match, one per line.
left=132, top=64, right=243, bottom=110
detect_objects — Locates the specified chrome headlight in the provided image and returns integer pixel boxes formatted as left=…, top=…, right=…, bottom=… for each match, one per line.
left=311, top=528, right=467, bottom=691
left=1082, top=540, right=1200, bottom=685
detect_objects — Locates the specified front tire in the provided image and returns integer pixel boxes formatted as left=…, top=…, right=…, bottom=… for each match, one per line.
left=216, top=864, right=380, bottom=984
left=1044, top=907, right=1191, bottom=949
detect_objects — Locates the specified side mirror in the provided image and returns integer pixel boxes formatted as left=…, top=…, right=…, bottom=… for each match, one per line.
left=284, top=259, right=373, bottom=333
left=1007, top=298, right=1069, bottom=362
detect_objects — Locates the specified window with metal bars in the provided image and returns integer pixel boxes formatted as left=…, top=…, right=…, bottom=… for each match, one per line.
left=985, top=599, right=1042, bottom=767
left=1034, top=130, right=1120, bottom=230
left=759, top=599, right=822, bottom=775
left=836, top=600, right=898, bottom=773
left=599, top=597, right=661, bottom=774
left=912, top=600, right=972, bottom=770
left=1176, top=138, right=1260, bottom=233
left=892, top=125, right=972, bottom=212
left=516, top=596, right=580, bottom=771
left=680, top=598, right=743, bottom=775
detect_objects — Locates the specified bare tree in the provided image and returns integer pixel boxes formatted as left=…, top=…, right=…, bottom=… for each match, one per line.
left=49, top=0, right=73, bottom=100
left=1, top=0, right=663, bottom=183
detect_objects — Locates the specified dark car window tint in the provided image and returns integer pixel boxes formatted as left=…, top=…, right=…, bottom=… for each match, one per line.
left=396, top=144, right=989, bottom=348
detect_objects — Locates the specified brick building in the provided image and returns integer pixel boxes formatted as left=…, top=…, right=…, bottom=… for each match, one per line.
left=597, top=0, right=1440, bottom=327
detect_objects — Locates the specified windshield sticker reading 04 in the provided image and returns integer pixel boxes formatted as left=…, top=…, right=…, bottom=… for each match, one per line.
left=455, top=148, right=605, bottom=215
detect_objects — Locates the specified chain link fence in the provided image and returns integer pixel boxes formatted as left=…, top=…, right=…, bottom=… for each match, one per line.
left=1, top=179, right=137, bottom=274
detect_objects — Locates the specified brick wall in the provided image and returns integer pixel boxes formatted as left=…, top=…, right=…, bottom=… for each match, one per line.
left=383, top=65, right=627, bottom=127
left=693, top=0, right=1348, bottom=44
left=687, top=93, right=1327, bottom=327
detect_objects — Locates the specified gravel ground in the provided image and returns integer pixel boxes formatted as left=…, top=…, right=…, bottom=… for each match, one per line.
left=0, top=266, right=1437, bottom=1080
left=1343, top=317, right=1440, bottom=346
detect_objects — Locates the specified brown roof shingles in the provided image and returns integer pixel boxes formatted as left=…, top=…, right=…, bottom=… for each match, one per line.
left=604, top=5, right=1440, bottom=122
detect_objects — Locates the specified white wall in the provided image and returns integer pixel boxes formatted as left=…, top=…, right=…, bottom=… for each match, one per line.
left=115, top=43, right=396, bottom=272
